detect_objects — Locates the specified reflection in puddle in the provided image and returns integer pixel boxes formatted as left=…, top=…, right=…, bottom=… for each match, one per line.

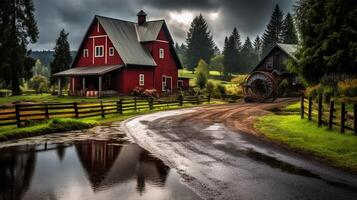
left=0, top=140, right=199, bottom=200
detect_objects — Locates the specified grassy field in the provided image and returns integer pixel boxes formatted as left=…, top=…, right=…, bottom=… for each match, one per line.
left=255, top=103, right=357, bottom=172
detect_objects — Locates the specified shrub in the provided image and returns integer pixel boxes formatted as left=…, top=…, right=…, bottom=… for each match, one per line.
left=131, top=87, right=158, bottom=98
left=216, top=84, right=226, bottom=98
left=206, top=81, right=214, bottom=94
left=278, top=79, right=289, bottom=97
left=230, top=75, right=247, bottom=85
left=338, top=78, right=357, bottom=97
left=196, top=71, right=208, bottom=90
left=225, top=84, right=243, bottom=96
left=29, top=75, right=49, bottom=94
left=305, top=84, right=321, bottom=98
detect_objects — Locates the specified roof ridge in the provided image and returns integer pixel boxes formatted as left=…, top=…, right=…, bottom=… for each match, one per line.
left=95, top=14, right=165, bottom=24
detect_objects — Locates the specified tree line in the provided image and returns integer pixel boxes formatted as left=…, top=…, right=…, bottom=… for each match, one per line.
left=176, top=4, right=298, bottom=78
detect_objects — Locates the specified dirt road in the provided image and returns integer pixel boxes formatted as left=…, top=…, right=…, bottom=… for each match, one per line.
left=123, top=99, right=357, bottom=200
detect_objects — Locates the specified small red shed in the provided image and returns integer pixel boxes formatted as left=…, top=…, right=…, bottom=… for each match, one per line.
left=54, top=10, right=186, bottom=96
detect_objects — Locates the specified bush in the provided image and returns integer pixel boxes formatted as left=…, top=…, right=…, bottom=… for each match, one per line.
left=338, top=78, right=357, bottom=97
left=278, top=79, right=289, bottom=97
left=230, top=75, right=247, bottom=85
left=216, top=84, right=226, bottom=98
left=196, top=71, right=208, bottom=90
left=29, top=75, right=49, bottom=94
left=131, top=87, right=159, bottom=98
left=206, top=81, right=214, bottom=94
left=225, top=84, right=243, bottom=96
left=305, top=84, right=322, bottom=98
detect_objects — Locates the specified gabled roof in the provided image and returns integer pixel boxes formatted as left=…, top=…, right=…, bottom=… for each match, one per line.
left=252, top=43, right=298, bottom=72
left=96, top=16, right=157, bottom=66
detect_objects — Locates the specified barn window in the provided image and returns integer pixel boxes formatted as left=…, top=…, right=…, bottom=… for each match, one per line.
left=83, top=49, right=89, bottom=57
left=159, top=48, right=164, bottom=59
left=177, top=80, right=184, bottom=89
left=95, top=46, right=104, bottom=57
left=162, top=76, right=166, bottom=91
left=109, top=47, right=114, bottom=56
left=266, top=63, right=273, bottom=70
left=139, top=74, right=145, bottom=86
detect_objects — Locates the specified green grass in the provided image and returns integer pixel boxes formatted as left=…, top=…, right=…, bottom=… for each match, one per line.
left=255, top=114, right=357, bottom=171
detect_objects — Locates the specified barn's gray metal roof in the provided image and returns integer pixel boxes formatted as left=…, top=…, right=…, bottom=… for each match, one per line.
left=96, top=16, right=157, bottom=66
left=136, top=20, right=164, bottom=42
left=53, top=65, right=123, bottom=76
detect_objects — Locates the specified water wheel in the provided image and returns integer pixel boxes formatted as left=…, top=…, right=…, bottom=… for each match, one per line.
left=242, top=71, right=278, bottom=102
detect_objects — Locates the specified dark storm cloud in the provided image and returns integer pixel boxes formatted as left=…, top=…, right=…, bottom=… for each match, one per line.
left=30, top=0, right=296, bottom=51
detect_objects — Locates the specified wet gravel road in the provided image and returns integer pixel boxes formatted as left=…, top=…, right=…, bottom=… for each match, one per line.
left=123, top=105, right=357, bottom=200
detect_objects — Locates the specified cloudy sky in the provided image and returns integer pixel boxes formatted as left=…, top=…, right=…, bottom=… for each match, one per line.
left=30, top=0, right=296, bottom=51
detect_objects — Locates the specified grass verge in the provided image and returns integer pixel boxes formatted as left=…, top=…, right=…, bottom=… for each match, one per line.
left=255, top=113, right=357, bottom=172
left=0, top=100, right=225, bottom=141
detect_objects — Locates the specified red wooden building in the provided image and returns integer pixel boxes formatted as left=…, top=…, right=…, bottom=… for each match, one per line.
left=54, top=10, right=189, bottom=96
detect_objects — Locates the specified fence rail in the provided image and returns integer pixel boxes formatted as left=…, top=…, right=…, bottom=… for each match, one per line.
left=300, top=96, right=356, bottom=135
left=0, top=95, right=212, bottom=128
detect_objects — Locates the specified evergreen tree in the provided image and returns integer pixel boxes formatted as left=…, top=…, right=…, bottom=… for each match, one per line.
left=185, top=14, right=215, bottom=71
left=50, top=29, right=72, bottom=85
left=240, top=37, right=256, bottom=73
left=262, top=4, right=284, bottom=54
left=282, top=12, right=298, bottom=44
left=223, top=28, right=240, bottom=76
left=253, top=36, right=262, bottom=61
left=209, top=55, right=224, bottom=75
left=291, top=0, right=357, bottom=84
left=0, top=0, right=39, bottom=95
left=231, top=27, right=242, bottom=51
left=222, top=37, right=229, bottom=77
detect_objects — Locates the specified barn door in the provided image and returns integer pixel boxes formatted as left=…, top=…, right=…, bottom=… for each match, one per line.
left=165, top=76, right=172, bottom=92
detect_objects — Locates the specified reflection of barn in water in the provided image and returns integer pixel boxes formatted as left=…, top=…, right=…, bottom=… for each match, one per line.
left=75, top=140, right=169, bottom=192
left=0, top=145, right=36, bottom=200
left=244, top=43, right=303, bottom=102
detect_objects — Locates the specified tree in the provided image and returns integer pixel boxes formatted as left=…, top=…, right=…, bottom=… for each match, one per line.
left=0, top=0, right=39, bottom=95
left=32, top=60, right=50, bottom=78
left=195, top=59, right=209, bottom=90
left=223, top=28, right=240, bottom=76
left=50, top=29, right=72, bottom=85
left=240, top=37, right=256, bottom=73
left=253, top=36, right=262, bottom=60
left=262, top=4, right=284, bottom=54
left=291, top=0, right=357, bottom=84
left=282, top=12, right=298, bottom=44
left=209, top=55, right=224, bottom=75
left=29, top=75, right=49, bottom=94
left=185, top=14, right=216, bottom=71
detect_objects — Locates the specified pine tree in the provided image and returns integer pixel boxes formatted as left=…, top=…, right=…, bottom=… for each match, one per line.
left=240, top=37, right=256, bottom=73
left=282, top=12, right=298, bottom=44
left=0, top=0, right=39, bottom=95
left=185, top=14, right=216, bottom=71
left=291, top=0, right=357, bottom=84
left=223, top=28, right=241, bottom=75
left=50, top=29, right=72, bottom=85
left=262, top=4, right=284, bottom=54
left=231, top=27, right=242, bottom=51
left=253, top=36, right=262, bottom=61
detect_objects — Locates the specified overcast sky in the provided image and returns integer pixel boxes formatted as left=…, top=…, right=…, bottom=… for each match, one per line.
left=29, top=0, right=296, bottom=51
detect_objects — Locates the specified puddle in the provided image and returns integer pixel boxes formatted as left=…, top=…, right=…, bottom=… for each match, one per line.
left=0, top=139, right=200, bottom=200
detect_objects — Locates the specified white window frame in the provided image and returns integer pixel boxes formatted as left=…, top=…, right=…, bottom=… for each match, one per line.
left=109, top=47, right=114, bottom=56
left=159, top=48, right=164, bottom=59
left=83, top=49, right=89, bottom=57
left=139, top=74, right=145, bottom=86
left=266, top=62, right=273, bottom=70
left=165, top=76, right=172, bottom=91
left=177, top=80, right=184, bottom=88
left=95, top=45, right=104, bottom=57
left=162, top=75, right=166, bottom=91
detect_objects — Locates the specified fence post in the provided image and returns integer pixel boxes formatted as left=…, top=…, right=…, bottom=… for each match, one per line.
left=149, top=97, right=154, bottom=110
left=118, top=99, right=123, bottom=114
left=15, top=104, right=21, bottom=128
left=301, top=95, right=304, bottom=119
left=208, top=94, right=211, bottom=103
left=179, top=94, right=183, bottom=106
left=44, top=104, right=49, bottom=119
left=328, top=100, right=334, bottom=130
left=353, top=103, right=357, bottom=135
left=73, top=102, right=79, bottom=118
left=101, top=101, right=105, bottom=118
left=134, top=97, right=137, bottom=111
left=318, top=97, right=322, bottom=127
left=340, top=102, right=345, bottom=133
left=308, top=97, right=312, bottom=121
left=196, top=95, right=199, bottom=105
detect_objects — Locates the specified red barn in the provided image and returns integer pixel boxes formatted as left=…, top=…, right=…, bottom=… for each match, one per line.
left=54, top=10, right=189, bottom=96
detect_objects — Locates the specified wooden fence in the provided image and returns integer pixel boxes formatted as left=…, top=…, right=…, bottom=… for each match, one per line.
left=300, top=96, right=356, bottom=134
left=0, top=95, right=211, bottom=128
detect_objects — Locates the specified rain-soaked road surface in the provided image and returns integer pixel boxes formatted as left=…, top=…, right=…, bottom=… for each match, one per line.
left=124, top=107, right=357, bottom=200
